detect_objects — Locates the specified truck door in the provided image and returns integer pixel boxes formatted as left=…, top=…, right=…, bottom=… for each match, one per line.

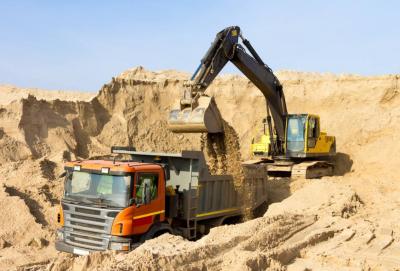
left=131, top=170, right=165, bottom=235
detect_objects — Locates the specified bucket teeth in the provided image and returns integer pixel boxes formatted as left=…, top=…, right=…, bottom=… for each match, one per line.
left=168, top=96, right=223, bottom=133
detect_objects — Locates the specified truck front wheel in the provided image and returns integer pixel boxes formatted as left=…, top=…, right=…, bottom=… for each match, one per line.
left=140, top=223, right=173, bottom=242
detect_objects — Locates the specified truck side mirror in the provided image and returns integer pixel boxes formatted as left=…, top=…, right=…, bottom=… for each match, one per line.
left=59, top=172, right=66, bottom=179
left=129, top=198, right=136, bottom=206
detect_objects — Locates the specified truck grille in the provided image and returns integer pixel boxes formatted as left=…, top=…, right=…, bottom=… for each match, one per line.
left=62, top=202, right=119, bottom=251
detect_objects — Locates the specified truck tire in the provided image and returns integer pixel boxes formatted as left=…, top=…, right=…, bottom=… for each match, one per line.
left=252, top=201, right=268, bottom=218
left=140, top=223, right=173, bottom=242
left=221, top=215, right=242, bottom=225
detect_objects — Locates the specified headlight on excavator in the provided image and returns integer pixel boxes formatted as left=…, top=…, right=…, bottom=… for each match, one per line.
left=109, top=242, right=130, bottom=251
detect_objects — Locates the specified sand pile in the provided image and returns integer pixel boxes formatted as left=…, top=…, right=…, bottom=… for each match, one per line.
left=0, top=84, right=93, bottom=105
left=49, top=179, right=397, bottom=271
left=0, top=67, right=399, bottom=270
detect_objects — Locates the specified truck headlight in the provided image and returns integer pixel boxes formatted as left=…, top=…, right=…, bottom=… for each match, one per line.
left=109, top=242, right=130, bottom=251
left=56, top=230, right=64, bottom=241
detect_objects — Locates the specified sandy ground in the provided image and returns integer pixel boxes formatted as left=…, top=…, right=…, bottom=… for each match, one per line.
left=0, top=67, right=399, bottom=270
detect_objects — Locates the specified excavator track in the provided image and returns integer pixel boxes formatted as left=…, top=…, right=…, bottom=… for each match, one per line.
left=291, top=161, right=334, bottom=179
left=245, top=159, right=334, bottom=179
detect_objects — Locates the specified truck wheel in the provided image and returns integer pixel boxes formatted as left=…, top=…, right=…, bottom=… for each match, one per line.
left=221, top=215, right=242, bottom=225
left=252, top=201, right=268, bottom=218
left=140, top=223, right=173, bottom=242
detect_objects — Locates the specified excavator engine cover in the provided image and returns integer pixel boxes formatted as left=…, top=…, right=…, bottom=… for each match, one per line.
left=168, top=96, right=223, bottom=133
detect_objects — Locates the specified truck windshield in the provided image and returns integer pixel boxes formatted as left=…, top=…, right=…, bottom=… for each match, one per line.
left=64, top=171, right=131, bottom=208
left=286, top=116, right=306, bottom=152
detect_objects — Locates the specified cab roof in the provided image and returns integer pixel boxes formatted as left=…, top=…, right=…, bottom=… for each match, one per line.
left=65, top=160, right=162, bottom=173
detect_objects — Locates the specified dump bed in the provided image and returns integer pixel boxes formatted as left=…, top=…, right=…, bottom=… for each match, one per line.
left=112, top=149, right=268, bottom=222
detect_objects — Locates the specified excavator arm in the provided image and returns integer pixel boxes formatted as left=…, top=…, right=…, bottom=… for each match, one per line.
left=168, top=26, right=288, bottom=153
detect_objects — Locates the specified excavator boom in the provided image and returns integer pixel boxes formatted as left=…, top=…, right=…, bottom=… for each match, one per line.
left=168, top=26, right=287, bottom=153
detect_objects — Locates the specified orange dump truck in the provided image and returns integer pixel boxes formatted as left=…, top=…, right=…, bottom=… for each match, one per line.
left=56, top=147, right=268, bottom=255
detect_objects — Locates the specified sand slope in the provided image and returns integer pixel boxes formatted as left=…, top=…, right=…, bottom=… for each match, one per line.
left=0, top=67, right=399, bottom=270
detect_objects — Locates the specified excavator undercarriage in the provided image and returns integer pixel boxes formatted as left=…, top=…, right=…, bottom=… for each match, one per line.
left=243, top=158, right=334, bottom=179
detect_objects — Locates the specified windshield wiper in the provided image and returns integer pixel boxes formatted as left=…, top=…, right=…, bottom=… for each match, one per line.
left=64, top=195, right=96, bottom=206
left=97, top=198, right=121, bottom=208
left=65, top=194, right=123, bottom=209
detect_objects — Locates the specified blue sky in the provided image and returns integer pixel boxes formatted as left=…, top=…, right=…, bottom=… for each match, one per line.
left=0, top=1, right=399, bottom=91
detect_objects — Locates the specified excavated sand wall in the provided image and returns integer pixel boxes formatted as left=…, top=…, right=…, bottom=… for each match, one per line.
left=2, top=68, right=399, bottom=177
left=0, top=67, right=400, bottom=270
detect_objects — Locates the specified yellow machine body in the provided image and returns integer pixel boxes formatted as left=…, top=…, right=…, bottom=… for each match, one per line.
left=251, top=134, right=271, bottom=156
left=252, top=114, right=335, bottom=158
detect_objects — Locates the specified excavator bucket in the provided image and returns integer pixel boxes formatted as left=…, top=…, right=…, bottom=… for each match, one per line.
left=168, top=96, right=224, bottom=133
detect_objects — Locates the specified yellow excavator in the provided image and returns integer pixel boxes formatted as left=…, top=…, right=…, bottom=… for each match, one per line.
left=168, top=26, right=336, bottom=178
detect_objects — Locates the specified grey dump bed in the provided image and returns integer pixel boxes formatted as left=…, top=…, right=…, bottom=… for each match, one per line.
left=113, top=149, right=268, bottom=222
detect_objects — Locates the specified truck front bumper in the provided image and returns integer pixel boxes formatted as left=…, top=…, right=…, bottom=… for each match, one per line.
left=56, top=228, right=133, bottom=255
left=55, top=240, right=90, bottom=256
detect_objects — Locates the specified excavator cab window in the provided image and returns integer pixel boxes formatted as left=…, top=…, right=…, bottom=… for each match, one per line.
left=307, top=117, right=320, bottom=148
left=286, top=116, right=306, bottom=153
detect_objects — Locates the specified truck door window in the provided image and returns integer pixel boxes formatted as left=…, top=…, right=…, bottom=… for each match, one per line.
left=136, top=173, right=159, bottom=204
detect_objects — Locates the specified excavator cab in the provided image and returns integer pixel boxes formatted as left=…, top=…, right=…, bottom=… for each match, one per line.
left=251, top=115, right=313, bottom=158
left=285, top=114, right=335, bottom=158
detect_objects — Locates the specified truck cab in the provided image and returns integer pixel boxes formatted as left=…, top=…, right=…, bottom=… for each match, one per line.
left=56, top=159, right=167, bottom=254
